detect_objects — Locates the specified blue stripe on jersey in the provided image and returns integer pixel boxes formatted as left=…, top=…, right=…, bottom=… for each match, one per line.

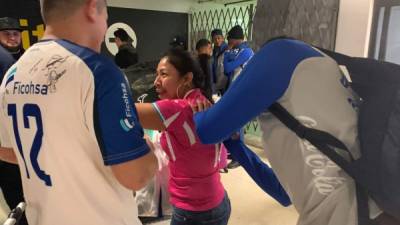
left=195, top=39, right=323, bottom=144
left=5, top=66, right=16, bottom=86
left=56, top=39, right=149, bottom=165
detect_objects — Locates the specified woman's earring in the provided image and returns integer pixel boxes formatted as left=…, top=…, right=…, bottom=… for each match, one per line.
left=176, top=84, right=183, bottom=98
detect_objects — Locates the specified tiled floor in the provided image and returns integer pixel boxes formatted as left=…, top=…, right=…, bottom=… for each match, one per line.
left=0, top=146, right=299, bottom=225
left=220, top=146, right=298, bottom=225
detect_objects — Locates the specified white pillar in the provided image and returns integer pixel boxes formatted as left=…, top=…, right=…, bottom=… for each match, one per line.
left=335, top=0, right=374, bottom=57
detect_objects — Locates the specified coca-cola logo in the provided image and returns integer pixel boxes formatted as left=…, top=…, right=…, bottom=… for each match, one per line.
left=297, top=116, right=347, bottom=195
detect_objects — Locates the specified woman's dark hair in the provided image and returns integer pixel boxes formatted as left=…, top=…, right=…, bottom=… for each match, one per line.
left=163, top=48, right=213, bottom=102
left=197, top=53, right=213, bottom=101
left=195, top=39, right=211, bottom=51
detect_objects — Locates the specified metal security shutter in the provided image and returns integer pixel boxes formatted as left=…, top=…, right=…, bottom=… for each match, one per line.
left=189, top=4, right=256, bottom=51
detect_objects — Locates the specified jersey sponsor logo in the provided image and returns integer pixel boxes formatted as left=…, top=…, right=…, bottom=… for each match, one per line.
left=121, top=82, right=132, bottom=117
left=297, top=116, right=347, bottom=195
left=12, top=81, right=48, bottom=95
left=120, top=82, right=135, bottom=131
left=120, top=118, right=135, bottom=132
left=7, top=54, right=69, bottom=96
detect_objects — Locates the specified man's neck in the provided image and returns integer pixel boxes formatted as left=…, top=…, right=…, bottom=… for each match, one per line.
left=43, top=26, right=78, bottom=44
left=43, top=19, right=99, bottom=52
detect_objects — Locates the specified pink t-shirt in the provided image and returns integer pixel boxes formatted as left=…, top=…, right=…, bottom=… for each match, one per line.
left=152, top=89, right=225, bottom=211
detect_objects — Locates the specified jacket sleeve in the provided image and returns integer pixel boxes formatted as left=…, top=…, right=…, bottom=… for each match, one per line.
left=223, top=138, right=292, bottom=207
left=0, top=46, right=15, bottom=79
left=223, top=48, right=254, bottom=75
left=194, top=39, right=323, bottom=144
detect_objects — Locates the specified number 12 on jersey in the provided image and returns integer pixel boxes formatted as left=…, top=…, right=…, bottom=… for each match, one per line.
left=8, top=103, right=52, bottom=186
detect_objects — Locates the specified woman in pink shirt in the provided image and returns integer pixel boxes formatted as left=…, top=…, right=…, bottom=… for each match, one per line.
left=135, top=48, right=230, bottom=225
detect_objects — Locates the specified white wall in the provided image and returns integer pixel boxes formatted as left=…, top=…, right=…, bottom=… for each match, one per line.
left=107, top=0, right=197, bottom=13
left=189, top=0, right=257, bottom=12
left=107, top=0, right=256, bottom=13
left=335, top=0, right=374, bottom=57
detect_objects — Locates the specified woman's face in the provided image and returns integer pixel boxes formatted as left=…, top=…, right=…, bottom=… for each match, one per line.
left=154, top=57, right=186, bottom=99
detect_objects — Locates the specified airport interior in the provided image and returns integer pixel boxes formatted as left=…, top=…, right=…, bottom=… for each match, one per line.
left=0, top=0, right=399, bottom=225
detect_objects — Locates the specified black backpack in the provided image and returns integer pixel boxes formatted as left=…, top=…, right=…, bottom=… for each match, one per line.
left=269, top=49, right=400, bottom=224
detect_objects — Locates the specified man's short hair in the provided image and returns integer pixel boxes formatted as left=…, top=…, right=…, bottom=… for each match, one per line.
left=40, top=0, right=106, bottom=23
left=195, top=39, right=211, bottom=51
left=211, top=29, right=223, bottom=38
left=114, top=28, right=132, bottom=42
left=227, top=25, right=244, bottom=40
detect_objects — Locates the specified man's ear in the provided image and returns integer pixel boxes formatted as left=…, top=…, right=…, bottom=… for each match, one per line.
left=84, top=0, right=98, bottom=22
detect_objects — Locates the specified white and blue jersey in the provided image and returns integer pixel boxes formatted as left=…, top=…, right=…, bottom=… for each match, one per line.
left=0, top=39, right=148, bottom=225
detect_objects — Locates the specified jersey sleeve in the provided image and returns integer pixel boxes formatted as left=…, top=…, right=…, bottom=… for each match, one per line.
left=91, top=59, right=149, bottom=166
left=152, top=99, right=191, bottom=130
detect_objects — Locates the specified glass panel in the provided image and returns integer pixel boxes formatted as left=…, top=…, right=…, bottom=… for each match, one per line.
left=385, top=6, right=400, bottom=64
left=374, top=7, right=385, bottom=59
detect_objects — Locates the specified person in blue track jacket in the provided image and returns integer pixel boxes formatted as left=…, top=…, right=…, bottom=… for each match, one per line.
left=223, top=25, right=254, bottom=83
left=194, top=38, right=375, bottom=225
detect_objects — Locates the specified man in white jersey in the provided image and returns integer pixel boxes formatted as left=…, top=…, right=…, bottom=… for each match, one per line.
left=0, top=0, right=158, bottom=224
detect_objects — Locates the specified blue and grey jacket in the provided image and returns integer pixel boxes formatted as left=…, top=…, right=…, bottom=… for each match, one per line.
left=223, top=42, right=253, bottom=81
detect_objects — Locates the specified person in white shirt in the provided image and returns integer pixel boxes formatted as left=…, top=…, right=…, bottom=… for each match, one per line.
left=0, top=0, right=157, bottom=225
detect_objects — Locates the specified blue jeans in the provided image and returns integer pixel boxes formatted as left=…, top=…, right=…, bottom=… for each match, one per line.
left=171, top=193, right=231, bottom=225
